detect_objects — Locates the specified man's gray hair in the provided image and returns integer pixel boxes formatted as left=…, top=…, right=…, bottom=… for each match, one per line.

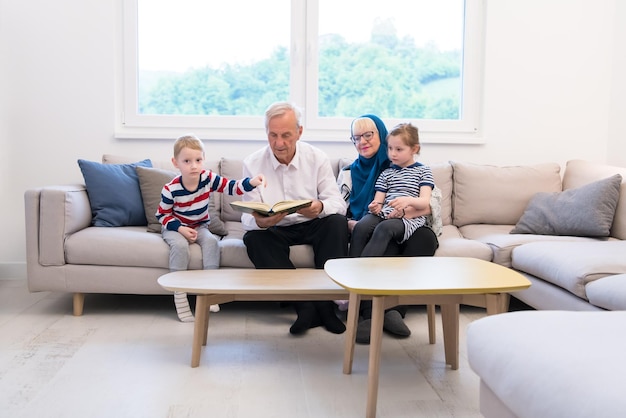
left=264, top=102, right=302, bottom=132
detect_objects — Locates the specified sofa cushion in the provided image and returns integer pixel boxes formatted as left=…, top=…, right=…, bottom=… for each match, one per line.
left=66, top=224, right=262, bottom=269
left=512, top=241, right=626, bottom=299
left=433, top=225, right=493, bottom=260
left=135, top=166, right=228, bottom=236
left=510, top=174, right=622, bottom=237
left=585, top=274, right=626, bottom=310
left=77, top=158, right=152, bottom=227
left=468, top=311, right=626, bottom=418
left=459, top=224, right=597, bottom=267
left=451, top=162, right=562, bottom=227
left=563, top=159, right=626, bottom=239
left=219, top=158, right=246, bottom=222
left=65, top=226, right=190, bottom=269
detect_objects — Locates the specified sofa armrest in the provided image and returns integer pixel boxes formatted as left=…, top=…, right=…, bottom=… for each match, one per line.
left=25, top=185, right=92, bottom=267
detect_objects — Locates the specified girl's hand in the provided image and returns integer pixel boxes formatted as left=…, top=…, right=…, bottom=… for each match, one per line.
left=368, top=200, right=383, bottom=215
left=251, top=174, right=266, bottom=188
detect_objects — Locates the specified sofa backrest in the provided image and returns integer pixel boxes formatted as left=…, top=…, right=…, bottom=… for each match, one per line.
left=102, top=154, right=626, bottom=238
left=218, top=157, right=457, bottom=225
left=563, top=160, right=626, bottom=240
left=101, top=154, right=220, bottom=173
left=450, top=162, right=562, bottom=227
left=101, top=154, right=225, bottom=226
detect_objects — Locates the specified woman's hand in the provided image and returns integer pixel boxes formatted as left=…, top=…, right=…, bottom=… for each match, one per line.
left=388, top=187, right=432, bottom=218
left=387, top=196, right=416, bottom=212
left=402, top=206, right=430, bottom=219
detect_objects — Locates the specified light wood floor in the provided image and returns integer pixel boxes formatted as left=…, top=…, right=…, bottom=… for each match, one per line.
left=0, top=278, right=492, bottom=418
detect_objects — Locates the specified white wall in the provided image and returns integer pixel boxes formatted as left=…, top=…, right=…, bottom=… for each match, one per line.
left=1, top=0, right=624, bottom=277
left=608, top=0, right=626, bottom=160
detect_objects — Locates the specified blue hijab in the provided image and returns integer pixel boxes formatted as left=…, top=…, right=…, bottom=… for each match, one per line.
left=349, top=114, right=390, bottom=220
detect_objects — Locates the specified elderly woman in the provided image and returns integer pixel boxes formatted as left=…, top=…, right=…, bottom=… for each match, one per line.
left=338, top=114, right=440, bottom=344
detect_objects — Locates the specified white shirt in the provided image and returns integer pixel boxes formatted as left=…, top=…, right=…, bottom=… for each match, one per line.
left=241, top=141, right=347, bottom=230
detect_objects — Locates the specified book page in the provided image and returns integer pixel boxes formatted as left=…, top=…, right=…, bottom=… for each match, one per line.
left=230, top=199, right=312, bottom=216
left=232, top=202, right=271, bottom=212
left=271, top=200, right=312, bottom=213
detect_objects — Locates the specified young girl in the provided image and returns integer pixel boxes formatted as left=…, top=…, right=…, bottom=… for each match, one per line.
left=348, top=123, right=434, bottom=257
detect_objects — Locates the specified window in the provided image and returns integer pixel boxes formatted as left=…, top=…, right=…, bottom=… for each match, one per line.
left=119, top=0, right=484, bottom=142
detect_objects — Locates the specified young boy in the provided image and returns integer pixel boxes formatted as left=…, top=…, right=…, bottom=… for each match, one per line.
left=157, top=134, right=265, bottom=322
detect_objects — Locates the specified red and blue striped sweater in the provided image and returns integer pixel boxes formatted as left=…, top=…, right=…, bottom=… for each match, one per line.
left=156, top=169, right=254, bottom=232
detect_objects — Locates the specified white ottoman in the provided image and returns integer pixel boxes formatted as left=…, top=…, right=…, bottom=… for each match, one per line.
left=467, top=311, right=626, bottom=418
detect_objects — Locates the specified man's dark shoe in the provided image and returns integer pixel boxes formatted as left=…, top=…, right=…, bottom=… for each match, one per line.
left=356, top=319, right=371, bottom=344
left=315, top=301, right=346, bottom=334
left=383, top=310, right=411, bottom=337
left=290, top=301, right=321, bottom=335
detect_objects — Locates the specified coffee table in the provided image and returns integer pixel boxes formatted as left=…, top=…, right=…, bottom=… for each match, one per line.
left=324, top=257, right=531, bottom=418
left=157, top=268, right=349, bottom=367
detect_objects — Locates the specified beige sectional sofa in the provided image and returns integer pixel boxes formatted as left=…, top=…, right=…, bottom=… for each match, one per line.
left=25, top=155, right=626, bottom=316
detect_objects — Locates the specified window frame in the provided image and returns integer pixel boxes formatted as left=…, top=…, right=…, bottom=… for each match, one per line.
left=116, top=0, right=485, bottom=143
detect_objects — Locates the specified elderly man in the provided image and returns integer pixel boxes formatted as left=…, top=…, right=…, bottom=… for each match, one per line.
left=242, top=102, right=349, bottom=335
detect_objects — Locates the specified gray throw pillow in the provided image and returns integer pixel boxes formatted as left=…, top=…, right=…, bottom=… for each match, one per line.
left=135, top=166, right=228, bottom=236
left=511, top=174, right=623, bottom=237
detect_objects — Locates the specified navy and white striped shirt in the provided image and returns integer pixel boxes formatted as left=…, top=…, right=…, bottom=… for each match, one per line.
left=374, top=162, right=435, bottom=242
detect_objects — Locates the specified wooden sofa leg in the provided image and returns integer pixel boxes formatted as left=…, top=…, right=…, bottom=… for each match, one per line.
left=73, top=293, right=85, bottom=316
left=427, top=304, right=436, bottom=344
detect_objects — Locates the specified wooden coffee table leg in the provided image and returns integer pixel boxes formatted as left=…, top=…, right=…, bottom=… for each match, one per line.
left=427, top=304, right=436, bottom=344
left=202, top=301, right=210, bottom=346
left=343, top=292, right=361, bottom=374
left=366, top=296, right=385, bottom=418
left=440, top=303, right=460, bottom=370
left=191, top=295, right=208, bottom=368
left=485, top=293, right=509, bottom=314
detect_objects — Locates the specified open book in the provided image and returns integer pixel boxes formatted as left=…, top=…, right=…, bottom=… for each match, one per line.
left=230, top=199, right=312, bottom=216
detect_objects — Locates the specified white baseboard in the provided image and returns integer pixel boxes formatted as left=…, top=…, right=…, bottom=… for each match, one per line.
left=0, top=262, right=27, bottom=279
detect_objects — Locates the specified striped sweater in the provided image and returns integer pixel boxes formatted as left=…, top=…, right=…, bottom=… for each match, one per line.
left=156, top=169, right=254, bottom=232
left=374, top=162, right=435, bottom=242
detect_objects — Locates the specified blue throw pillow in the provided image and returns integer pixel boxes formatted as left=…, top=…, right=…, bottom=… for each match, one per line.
left=78, top=158, right=152, bottom=227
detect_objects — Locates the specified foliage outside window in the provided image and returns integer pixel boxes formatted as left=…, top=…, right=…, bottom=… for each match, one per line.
left=120, top=0, right=484, bottom=142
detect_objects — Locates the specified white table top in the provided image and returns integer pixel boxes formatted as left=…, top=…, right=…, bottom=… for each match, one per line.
left=324, top=257, right=531, bottom=295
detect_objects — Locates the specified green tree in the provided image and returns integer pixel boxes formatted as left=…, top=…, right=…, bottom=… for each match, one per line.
left=139, top=23, right=461, bottom=120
